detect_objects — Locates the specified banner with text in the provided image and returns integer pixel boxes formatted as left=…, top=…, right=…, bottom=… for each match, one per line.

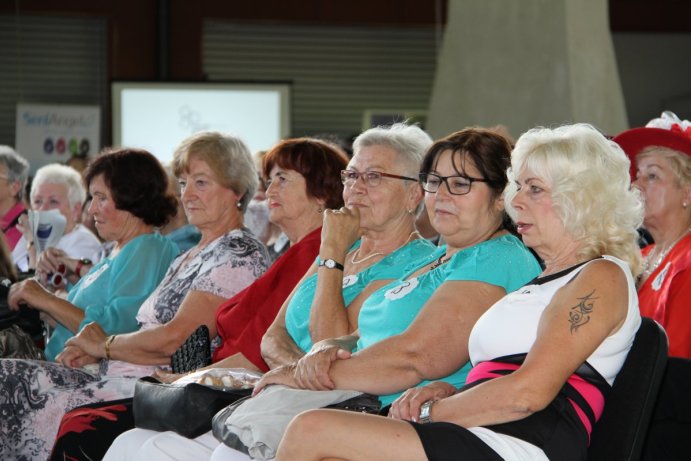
left=15, top=103, right=100, bottom=173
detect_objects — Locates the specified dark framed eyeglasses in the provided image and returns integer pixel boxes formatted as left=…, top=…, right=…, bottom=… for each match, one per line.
left=340, top=170, right=417, bottom=187
left=419, top=172, right=487, bottom=196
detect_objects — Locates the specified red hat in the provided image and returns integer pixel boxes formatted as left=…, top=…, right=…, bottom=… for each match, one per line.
left=613, top=111, right=691, bottom=178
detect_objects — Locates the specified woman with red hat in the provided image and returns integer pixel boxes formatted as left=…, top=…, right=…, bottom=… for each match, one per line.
left=614, top=111, right=691, bottom=358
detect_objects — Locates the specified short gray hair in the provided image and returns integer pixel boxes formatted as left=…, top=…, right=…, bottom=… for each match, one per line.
left=31, top=163, right=86, bottom=208
left=172, top=132, right=258, bottom=212
left=0, top=145, right=29, bottom=200
left=352, top=123, right=433, bottom=176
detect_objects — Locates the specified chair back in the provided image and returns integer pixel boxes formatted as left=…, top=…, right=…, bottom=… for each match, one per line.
left=588, top=317, right=668, bottom=461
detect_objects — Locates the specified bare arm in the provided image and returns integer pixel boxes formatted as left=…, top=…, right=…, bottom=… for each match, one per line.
left=308, top=207, right=361, bottom=340
left=8, top=279, right=86, bottom=334
left=428, top=260, right=629, bottom=427
left=257, top=280, right=505, bottom=394
left=327, top=280, right=505, bottom=394
left=261, top=268, right=316, bottom=368
left=64, top=290, right=223, bottom=365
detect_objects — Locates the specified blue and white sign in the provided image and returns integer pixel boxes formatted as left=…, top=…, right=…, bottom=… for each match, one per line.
left=15, top=103, right=100, bottom=173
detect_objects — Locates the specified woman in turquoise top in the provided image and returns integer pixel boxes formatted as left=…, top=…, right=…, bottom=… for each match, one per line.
left=284, top=238, right=434, bottom=353
left=261, top=123, right=436, bottom=368
left=8, top=148, right=180, bottom=360
left=46, top=233, right=177, bottom=360
left=257, top=128, right=541, bottom=417
left=356, top=234, right=538, bottom=406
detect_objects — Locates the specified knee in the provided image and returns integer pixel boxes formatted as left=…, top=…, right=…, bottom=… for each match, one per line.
left=279, top=409, right=325, bottom=457
left=290, top=409, right=327, bottom=436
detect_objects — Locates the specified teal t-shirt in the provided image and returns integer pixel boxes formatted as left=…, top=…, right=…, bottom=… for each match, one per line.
left=355, top=234, right=541, bottom=406
left=284, top=238, right=435, bottom=353
left=44, top=233, right=180, bottom=361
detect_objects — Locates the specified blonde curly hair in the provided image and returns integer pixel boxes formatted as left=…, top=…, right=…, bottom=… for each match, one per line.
left=505, top=124, right=644, bottom=276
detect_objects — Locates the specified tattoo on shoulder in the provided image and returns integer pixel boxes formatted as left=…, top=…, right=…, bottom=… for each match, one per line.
left=569, top=289, right=598, bottom=334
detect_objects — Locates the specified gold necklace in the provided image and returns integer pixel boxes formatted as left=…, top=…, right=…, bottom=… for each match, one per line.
left=641, top=226, right=691, bottom=279
left=350, top=230, right=421, bottom=265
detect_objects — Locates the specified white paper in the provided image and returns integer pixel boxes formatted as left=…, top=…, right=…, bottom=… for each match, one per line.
left=29, top=209, right=66, bottom=254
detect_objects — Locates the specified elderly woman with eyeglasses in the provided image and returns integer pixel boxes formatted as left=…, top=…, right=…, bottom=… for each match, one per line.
left=258, top=123, right=437, bottom=370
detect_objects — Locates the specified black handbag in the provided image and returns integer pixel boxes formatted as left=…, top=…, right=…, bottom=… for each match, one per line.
left=133, top=376, right=252, bottom=438
left=170, top=324, right=212, bottom=374
left=0, top=276, right=43, bottom=340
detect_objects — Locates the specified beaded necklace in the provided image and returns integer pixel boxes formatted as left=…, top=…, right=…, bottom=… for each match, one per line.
left=640, top=226, right=691, bottom=281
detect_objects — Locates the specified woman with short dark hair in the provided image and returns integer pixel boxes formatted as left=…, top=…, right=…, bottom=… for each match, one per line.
left=8, top=148, right=180, bottom=360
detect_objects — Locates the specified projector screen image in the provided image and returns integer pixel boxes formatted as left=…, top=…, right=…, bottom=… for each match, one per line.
left=112, top=82, right=291, bottom=165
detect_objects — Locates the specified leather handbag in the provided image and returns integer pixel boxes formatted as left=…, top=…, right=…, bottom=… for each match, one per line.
left=133, top=376, right=252, bottom=439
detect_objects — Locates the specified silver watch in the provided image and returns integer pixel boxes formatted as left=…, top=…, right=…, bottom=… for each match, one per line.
left=419, top=400, right=434, bottom=424
left=318, top=258, right=344, bottom=271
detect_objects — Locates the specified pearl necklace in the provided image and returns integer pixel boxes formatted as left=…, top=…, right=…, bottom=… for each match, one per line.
left=350, top=230, right=421, bottom=265
left=640, top=226, right=691, bottom=279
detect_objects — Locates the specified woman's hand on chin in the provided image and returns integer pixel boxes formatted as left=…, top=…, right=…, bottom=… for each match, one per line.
left=321, top=206, right=361, bottom=254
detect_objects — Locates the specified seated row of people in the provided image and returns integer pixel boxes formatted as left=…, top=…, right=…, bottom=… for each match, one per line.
left=0, top=112, right=687, bottom=460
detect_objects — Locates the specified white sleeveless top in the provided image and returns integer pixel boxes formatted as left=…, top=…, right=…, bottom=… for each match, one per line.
left=465, top=256, right=641, bottom=460
left=468, top=255, right=641, bottom=387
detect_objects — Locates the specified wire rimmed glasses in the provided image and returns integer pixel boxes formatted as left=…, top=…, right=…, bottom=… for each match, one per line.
left=340, top=170, right=417, bottom=187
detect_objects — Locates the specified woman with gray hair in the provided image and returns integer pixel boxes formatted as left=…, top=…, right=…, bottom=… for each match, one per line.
left=0, top=132, right=269, bottom=460
left=12, top=163, right=102, bottom=274
left=0, top=145, right=30, bottom=251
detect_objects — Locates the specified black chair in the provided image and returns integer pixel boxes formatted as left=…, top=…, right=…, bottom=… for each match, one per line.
left=641, top=357, right=691, bottom=461
left=588, top=317, right=668, bottom=461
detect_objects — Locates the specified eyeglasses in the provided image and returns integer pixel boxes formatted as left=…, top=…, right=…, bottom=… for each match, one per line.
left=419, top=172, right=487, bottom=196
left=340, top=170, right=417, bottom=187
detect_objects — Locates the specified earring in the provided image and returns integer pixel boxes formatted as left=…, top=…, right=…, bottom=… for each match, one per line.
left=684, top=202, right=688, bottom=209
left=236, top=202, right=242, bottom=209
left=407, top=209, right=415, bottom=215
left=317, top=207, right=323, bottom=213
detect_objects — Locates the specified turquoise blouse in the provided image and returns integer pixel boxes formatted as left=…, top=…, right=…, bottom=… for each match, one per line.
left=285, top=238, right=435, bottom=353
left=355, top=234, right=542, bottom=406
left=44, top=233, right=180, bottom=361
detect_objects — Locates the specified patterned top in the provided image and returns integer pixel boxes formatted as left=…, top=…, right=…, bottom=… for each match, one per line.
left=106, top=227, right=269, bottom=376
left=136, top=227, right=269, bottom=329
